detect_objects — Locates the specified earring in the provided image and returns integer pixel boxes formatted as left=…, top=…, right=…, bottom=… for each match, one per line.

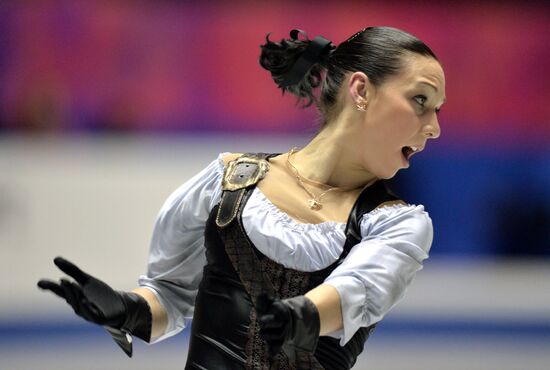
left=356, top=98, right=367, bottom=112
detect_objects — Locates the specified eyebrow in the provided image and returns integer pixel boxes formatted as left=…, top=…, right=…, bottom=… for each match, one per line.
left=418, top=82, right=447, bottom=103
left=419, top=81, right=438, bottom=91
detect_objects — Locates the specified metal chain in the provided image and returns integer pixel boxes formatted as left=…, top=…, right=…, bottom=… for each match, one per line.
left=285, top=148, right=355, bottom=211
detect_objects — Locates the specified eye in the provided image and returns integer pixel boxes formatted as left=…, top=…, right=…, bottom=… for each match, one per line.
left=413, top=95, right=427, bottom=107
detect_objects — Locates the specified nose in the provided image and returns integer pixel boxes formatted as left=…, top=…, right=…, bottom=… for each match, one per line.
left=423, top=114, right=441, bottom=139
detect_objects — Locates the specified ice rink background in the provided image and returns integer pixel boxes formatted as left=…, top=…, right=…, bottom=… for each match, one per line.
left=1, top=1, right=549, bottom=369
left=1, top=136, right=548, bottom=370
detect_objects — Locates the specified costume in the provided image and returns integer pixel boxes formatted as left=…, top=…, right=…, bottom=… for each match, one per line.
left=139, top=153, right=433, bottom=369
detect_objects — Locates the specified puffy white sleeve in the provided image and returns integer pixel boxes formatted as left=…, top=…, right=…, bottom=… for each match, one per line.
left=323, top=204, right=433, bottom=345
left=138, top=154, right=225, bottom=343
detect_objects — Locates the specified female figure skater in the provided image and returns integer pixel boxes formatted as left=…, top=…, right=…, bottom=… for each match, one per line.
left=38, top=26, right=445, bottom=369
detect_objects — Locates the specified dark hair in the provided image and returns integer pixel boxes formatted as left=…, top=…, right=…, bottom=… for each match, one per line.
left=259, top=27, right=438, bottom=125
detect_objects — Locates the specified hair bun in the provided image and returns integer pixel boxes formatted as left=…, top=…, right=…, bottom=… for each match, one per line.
left=280, top=31, right=334, bottom=87
left=259, top=30, right=334, bottom=107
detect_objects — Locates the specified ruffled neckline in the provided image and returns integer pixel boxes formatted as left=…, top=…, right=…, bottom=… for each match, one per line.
left=215, top=152, right=413, bottom=231
left=251, top=187, right=347, bottom=233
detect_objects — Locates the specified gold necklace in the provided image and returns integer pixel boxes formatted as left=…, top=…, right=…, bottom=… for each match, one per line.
left=285, top=148, right=358, bottom=211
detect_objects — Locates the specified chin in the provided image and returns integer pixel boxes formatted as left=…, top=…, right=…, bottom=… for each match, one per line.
left=379, top=173, right=397, bottom=180
left=364, top=158, right=402, bottom=181
left=374, top=168, right=399, bottom=180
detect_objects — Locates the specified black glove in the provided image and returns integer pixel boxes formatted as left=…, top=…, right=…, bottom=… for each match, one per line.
left=37, top=257, right=152, bottom=357
left=256, top=293, right=320, bottom=360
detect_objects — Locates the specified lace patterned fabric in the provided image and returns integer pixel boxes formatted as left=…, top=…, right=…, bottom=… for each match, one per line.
left=219, top=194, right=323, bottom=369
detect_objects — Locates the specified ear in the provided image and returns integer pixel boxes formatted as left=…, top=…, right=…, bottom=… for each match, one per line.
left=348, top=72, right=371, bottom=104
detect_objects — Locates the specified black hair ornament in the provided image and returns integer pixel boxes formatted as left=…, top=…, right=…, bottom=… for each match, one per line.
left=279, top=29, right=334, bottom=88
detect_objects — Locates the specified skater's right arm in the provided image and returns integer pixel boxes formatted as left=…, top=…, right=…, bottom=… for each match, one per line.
left=38, top=155, right=227, bottom=351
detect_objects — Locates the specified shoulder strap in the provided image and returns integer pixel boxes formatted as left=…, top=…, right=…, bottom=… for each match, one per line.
left=340, top=181, right=400, bottom=260
left=215, top=153, right=275, bottom=228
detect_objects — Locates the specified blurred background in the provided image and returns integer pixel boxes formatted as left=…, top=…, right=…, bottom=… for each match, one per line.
left=1, top=0, right=549, bottom=369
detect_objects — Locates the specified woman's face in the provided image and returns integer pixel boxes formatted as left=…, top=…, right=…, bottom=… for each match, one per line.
left=358, top=54, right=446, bottom=179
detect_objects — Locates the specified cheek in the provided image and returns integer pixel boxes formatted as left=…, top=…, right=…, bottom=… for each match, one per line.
left=370, top=100, right=417, bottom=145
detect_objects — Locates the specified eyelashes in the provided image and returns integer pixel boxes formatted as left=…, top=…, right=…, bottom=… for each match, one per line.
left=413, top=95, right=427, bottom=107
left=414, top=95, right=442, bottom=114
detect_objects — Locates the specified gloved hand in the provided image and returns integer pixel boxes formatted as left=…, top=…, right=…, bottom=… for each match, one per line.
left=256, top=293, right=320, bottom=360
left=37, top=257, right=151, bottom=357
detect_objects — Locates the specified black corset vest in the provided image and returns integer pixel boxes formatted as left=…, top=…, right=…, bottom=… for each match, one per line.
left=185, top=154, right=399, bottom=370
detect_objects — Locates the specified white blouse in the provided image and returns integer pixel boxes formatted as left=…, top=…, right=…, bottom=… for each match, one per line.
left=139, top=154, right=433, bottom=345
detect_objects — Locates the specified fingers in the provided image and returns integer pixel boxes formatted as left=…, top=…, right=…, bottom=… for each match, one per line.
left=258, top=314, right=285, bottom=341
left=260, top=328, right=285, bottom=341
left=38, top=258, right=108, bottom=325
left=257, top=298, right=289, bottom=334
left=258, top=314, right=283, bottom=329
left=58, top=279, right=96, bottom=321
left=54, top=257, right=90, bottom=284
left=60, top=278, right=83, bottom=310
left=39, top=277, right=104, bottom=324
left=257, top=297, right=290, bottom=356
left=256, top=293, right=274, bottom=314
left=37, top=279, right=66, bottom=299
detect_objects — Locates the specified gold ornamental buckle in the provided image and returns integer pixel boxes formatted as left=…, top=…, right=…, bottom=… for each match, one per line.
left=221, top=156, right=270, bottom=191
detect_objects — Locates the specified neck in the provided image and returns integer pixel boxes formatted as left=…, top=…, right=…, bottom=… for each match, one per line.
left=290, top=119, right=377, bottom=189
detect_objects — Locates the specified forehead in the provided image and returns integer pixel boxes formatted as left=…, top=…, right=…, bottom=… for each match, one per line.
left=386, top=54, right=446, bottom=96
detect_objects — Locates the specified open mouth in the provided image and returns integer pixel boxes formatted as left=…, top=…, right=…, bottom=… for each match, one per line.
left=401, top=146, right=419, bottom=161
